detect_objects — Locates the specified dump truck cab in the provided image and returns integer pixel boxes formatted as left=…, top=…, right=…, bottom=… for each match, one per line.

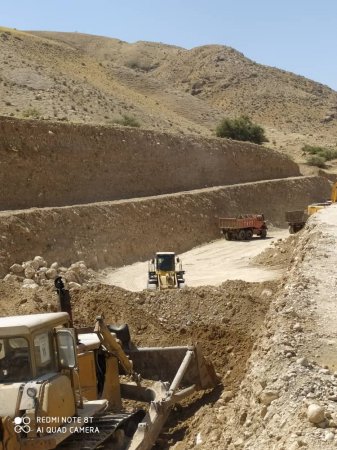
left=147, top=252, right=185, bottom=290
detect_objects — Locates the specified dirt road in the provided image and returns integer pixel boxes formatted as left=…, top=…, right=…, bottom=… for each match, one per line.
left=102, top=228, right=288, bottom=291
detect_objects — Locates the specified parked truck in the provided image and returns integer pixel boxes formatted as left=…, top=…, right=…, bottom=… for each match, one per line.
left=285, top=210, right=309, bottom=234
left=219, top=214, right=267, bottom=241
left=286, top=182, right=337, bottom=233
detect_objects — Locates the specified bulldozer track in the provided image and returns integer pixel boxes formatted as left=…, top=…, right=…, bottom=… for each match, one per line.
left=57, top=412, right=138, bottom=450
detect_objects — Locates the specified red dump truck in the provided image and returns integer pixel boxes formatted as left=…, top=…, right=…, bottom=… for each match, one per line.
left=219, top=214, right=267, bottom=240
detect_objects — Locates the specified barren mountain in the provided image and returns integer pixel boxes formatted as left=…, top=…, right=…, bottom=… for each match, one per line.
left=1, top=27, right=337, bottom=161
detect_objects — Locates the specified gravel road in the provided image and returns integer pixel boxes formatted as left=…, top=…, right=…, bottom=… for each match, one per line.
left=102, top=228, right=288, bottom=291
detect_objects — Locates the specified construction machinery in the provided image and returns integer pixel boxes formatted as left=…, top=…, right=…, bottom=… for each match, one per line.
left=219, top=214, right=267, bottom=241
left=286, top=182, right=337, bottom=233
left=307, top=181, right=337, bottom=215
left=285, top=210, right=309, bottom=234
left=147, top=252, right=185, bottom=290
left=0, top=278, right=217, bottom=450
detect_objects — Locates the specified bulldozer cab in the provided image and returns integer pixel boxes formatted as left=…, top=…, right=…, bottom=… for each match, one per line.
left=0, top=312, right=78, bottom=438
left=0, top=312, right=73, bottom=384
left=156, top=252, right=176, bottom=271
left=0, top=336, right=31, bottom=383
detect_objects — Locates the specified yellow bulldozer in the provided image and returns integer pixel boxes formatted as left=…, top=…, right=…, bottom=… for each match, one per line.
left=0, top=278, right=217, bottom=450
left=147, top=252, right=185, bottom=290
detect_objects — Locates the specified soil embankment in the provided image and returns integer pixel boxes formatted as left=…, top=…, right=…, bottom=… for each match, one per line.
left=0, top=116, right=300, bottom=210
left=202, top=206, right=337, bottom=450
left=0, top=176, right=330, bottom=277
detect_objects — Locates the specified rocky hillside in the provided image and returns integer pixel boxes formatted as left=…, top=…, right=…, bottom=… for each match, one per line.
left=1, top=27, right=337, bottom=160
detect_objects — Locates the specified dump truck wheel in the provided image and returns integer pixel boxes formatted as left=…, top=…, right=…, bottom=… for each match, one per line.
left=238, top=230, right=246, bottom=240
left=294, top=223, right=304, bottom=232
left=260, top=229, right=267, bottom=238
left=289, top=225, right=295, bottom=234
left=224, top=232, right=231, bottom=240
left=245, top=229, right=253, bottom=240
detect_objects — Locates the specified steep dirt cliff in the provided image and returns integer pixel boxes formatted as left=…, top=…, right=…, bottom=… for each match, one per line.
left=0, top=116, right=300, bottom=210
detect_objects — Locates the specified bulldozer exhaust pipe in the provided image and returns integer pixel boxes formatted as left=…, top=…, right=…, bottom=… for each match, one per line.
left=55, top=276, right=74, bottom=327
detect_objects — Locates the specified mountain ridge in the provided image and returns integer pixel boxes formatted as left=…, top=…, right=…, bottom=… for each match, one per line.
left=1, top=27, right=336, bottom=163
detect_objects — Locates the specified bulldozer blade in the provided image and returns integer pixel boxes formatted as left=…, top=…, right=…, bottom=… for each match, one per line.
left=127, top=344, right=218, bottom=390
left=122, top=344, right=218, bottom=450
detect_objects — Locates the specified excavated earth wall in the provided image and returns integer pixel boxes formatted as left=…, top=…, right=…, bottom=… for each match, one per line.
left=0, top=176, right=330, bottom=277
left=207, top=204, right=337, bottom=450
left=0, top=116, right=300, bottom=210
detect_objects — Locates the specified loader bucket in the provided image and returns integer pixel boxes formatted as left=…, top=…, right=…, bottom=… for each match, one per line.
left=127, top=344, right=218, bottom=390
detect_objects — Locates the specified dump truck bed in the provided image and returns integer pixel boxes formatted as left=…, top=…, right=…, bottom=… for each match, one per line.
left=219, top=216, right=265, bottom=230
left=285, top=210, right=307, bottom=223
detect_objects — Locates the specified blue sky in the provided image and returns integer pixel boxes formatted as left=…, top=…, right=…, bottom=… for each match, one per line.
left=1, top=0, right=336, bottom=90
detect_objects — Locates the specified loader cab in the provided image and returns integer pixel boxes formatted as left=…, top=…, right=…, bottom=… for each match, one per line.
left=156, top=252, right=176, bottom=272
left=148, top=252, right=185, bottom=290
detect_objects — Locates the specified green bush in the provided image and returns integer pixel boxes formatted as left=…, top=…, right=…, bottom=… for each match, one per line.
left=303, top=144, right=337, bottom=166
left=302, top=144, right=323, bottom=155
left=125, top=58, right=158, bottom=72
left=22, top=107, right=40, bottom=119
left=114, top=114, right=140, bottom=128
left=306, top=155, right=326, bottom=168
left=215, top=116, right=268, bottom=145
left=322, top=149, right=337, bottom=161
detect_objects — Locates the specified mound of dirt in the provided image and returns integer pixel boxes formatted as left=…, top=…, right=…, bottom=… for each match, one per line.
left=252, top=233, right=299, bottom=268
left=71, top=281, right=276, bottom=383
left=0, top=277, right=277, bottom=448
left=189, top=209, right=337, bottom=450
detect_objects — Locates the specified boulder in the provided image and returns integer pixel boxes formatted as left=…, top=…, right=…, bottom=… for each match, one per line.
left=307, top=404, right=325, bottom=424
